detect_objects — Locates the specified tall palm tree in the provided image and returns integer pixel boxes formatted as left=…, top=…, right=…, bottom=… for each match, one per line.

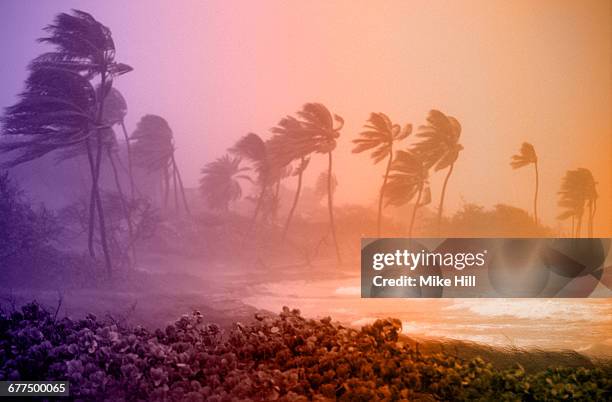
left=557, top=168, right=597, bottom=237
left=412, top=110, right=462, bottom=234
left=229, top=133, right=277, bottom=232
left=103, top=87, right=137, bottom=200
left=130, top=115, right=190, bottom=215
left=200, top=155, right=251, bottom=211
left=384, top=150, right=430, bottom=238
left=98, top=87, right=138, bottom=264
left=1, top=10, right=131, bottom=277
left=352, top=112, right=411, bottom=236
left=278, top=157, right=309, bottom=240
left=267, top=103, right=344, bottom=262
left=511, top=142, right=539, bottom=225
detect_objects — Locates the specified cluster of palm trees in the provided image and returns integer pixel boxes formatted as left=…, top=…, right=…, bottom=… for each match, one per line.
left=353, top=110, right=463, bottom=238
left=0, top=10, right=603, bottom=275
left=201, top=103, right=345, bottom=261
left=0, top=10, right=190, bottom=277
left=510, top=142, right=599, bottom=238
left=201, top=107, right=464, bottom=263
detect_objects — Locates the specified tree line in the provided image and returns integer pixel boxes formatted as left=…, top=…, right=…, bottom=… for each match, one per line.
left=0, top=10, right=601, bottom=275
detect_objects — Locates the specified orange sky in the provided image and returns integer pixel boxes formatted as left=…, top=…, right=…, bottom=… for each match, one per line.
left=1, top=0, right=610, bottom=234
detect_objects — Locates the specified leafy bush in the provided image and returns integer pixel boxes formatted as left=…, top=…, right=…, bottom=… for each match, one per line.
left=0, top=172, right=59, bottom=265
left=0, top=302, right=609, bottom=401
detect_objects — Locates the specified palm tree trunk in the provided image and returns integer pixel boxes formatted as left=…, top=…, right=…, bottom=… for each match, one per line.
left=587, top=200, right=593, bottom=237
left=163, top=168, right=170, bottom=209
left=533, top=161, right=539, bottom=225
left=172, top=155, right=191, bottom=216
left=576, top=212, right=583, bottom=238
left=85, top=140, right=97, bottom=258
left=120, top=120, right=136, bottom=200
left=437, top=162, right=455, bottom=235
left=247, top=184, right=267, bottom=237
left=590, top=199, right=597, bottom=237
left=172, top=162, right=179, bottom=214
left=377, top=149, right=393, bottom=237
left=281, top=159, right=305, bottom=241
left=94, top=132, right=112, bottom=277
left=273, top=180, right=281, bottom=222
left=408, top=184, right=424, bottom=239
left=92, top=69, right=112, bottom=277
left=327, top=152, right=342, bottom=264
left=107, top=148, right=136, bottom=266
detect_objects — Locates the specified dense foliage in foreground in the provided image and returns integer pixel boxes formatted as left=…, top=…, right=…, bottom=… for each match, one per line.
left=0, top=303, right=609, bottom=401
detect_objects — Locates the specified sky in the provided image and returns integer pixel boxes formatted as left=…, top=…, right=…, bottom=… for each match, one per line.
left=0, top=0, right=610, bottom=234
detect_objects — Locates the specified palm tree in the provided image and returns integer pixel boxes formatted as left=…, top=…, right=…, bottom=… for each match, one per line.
left=315, top=171, right=338, bottom=200
left=412, top=110, right=462, bottom=234
left=103, top=87, right=137, bottom=200
left=352, top=112, right=411, bottom=236
left=200, top=155, right=251, bottom=211
left=511, top=142, right=539, bottom=225
left=130, top=115, right=190, bottom=215
left=279, top=157, right=309, bottom=240
left=268, top=103, right=344, bottom=262
left=384, top=150, right=430, bottom=238
left=229, top=133, right=277, bottom=232
left=557, top=168, right=597, bottom=237
left=1, top=10, right=132, bottom=277
left=98, top=87, right=138, bottom=265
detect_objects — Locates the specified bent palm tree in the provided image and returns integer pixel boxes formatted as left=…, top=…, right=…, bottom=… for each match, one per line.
left=279, top=157, right=309, bottom=240
left=1, top=10, right=132, bottom=277
left=200, top=155, right=251, bottom=211
left=131, top=115, right=190, bottom=215
left=412, top=110, right=462, bottom=234
left=271, top=103, right=344, bottom=263
left=511, top=142, right=539, bottom=225
left=229, top=133, right=278, bottom=232
left=352, top=112, right=411, bottom=236
left=557, top=168, right=597, bottom=237
left=103, top=87, right=137, bottom=199
left=384, top=151, right=430, bottom=238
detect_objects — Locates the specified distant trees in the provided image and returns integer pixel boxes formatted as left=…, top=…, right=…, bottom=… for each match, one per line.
left=557, top=168, right=598, bottom=237
left=352, top=113, right=411, bottom=236
left=0, top=172, right=59, bottom=264
left=384, top=151, right=430, bottom=238
left=0, top=10, right=132, bottom=277
left=229, top=133, right=275, bottom=232
left=511, top=142, right=539, bottom=225
left=131, top=115, right=190, bottom=215
left=200, top=155, right=251, bottom=211
left=412, top=110, right=462, bottom=234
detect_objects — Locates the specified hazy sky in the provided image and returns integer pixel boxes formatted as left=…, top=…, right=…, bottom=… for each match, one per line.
left=0, top=0, right=610, bottom=233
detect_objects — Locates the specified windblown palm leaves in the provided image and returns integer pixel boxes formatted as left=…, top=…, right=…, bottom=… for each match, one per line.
left=131, top=115, right=174, bottom=174
left=412, top=110, right=462, bottom=233
left=384, top=150, right=430, bottom=237
left=0, top=9, right=132, bottom=277
left=229, top=133, right=275, bottom=230
left=200, top=155, right=251, bottom=211
left=352, top=112, right=411, bottom=235
left=33, top=9, right=131, bottom=78
left=557, top=168, right=597, bottom=237
left=130, top=114, right=190, bottom=215
left=1, top=66, right=97, bottom=166
left=511, top=142, right=539, bottom=224
left=269, top=103, right=344, bottom=262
